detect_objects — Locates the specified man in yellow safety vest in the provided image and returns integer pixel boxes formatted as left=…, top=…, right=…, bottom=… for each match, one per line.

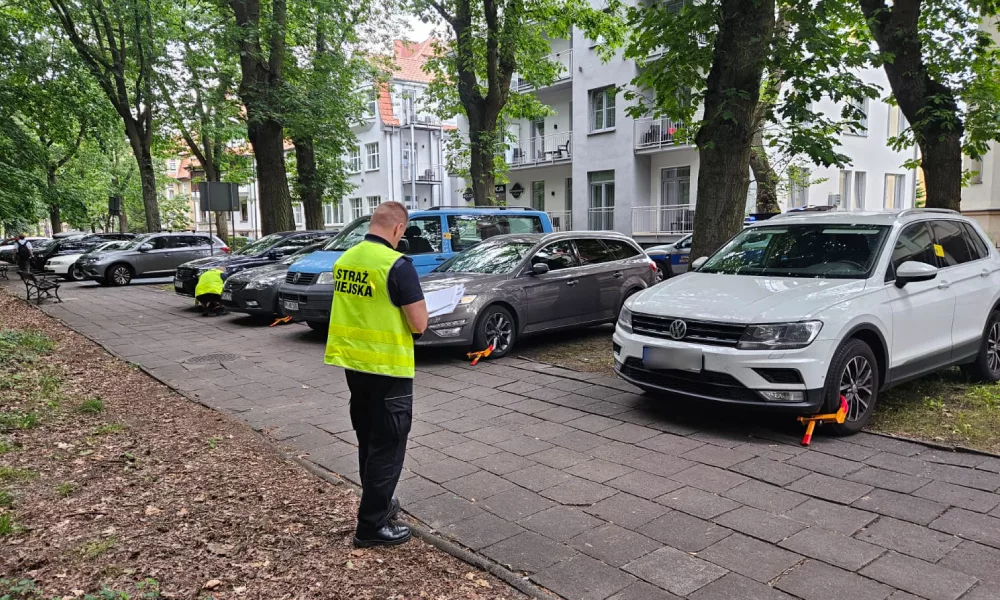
left=325, top=201, right=428, bottom=547
left=195, top=267, right=228, bottom=316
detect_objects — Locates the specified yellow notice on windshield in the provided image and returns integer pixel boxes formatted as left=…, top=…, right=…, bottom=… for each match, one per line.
left=934, top=244, right=945, bottom=258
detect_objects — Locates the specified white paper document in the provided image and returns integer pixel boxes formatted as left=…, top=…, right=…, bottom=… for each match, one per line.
left=423, top=284, right=466, bottom=318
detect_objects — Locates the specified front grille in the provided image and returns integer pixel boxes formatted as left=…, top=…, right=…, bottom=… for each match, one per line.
left=753, top=368, right=803, bottom=384
left=279, top=292, right=307, bottom=304
left=285, top=272, right=317, bottom=285
left=621, top=357, right=761, bottom=402
left=226, top=280, right=248, bottom=292
left=175, top=267, right=197, bottom=280
left=631, top=313, right=747, bottom=347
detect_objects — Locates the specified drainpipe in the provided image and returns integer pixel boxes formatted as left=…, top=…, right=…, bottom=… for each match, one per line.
left=409, top=96, right=417, bottom=207
left=387, top=130, right=395, bottom=202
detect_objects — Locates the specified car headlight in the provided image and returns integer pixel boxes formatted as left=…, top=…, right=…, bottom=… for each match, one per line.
left=247, top=275, right=281, bottom=290
left=618, top=306, right=633, bottom=334
left=458, top=294, right=477, bottom=305
left=316, top=271, right=334, bottom=285
left=738, top=321, right=823, bottom=350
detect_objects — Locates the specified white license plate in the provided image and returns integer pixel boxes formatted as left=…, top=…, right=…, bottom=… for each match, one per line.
left=283, top=300, right=299, bottom=312
left=173, top=280, right=183, bottom=289
left=643, top=346, right=703, bottom=373
left=221, top=292, right=232, bottom=302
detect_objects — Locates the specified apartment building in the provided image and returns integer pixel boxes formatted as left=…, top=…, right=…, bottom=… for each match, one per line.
left=499, top=24, right=918, bottom=242
left=961, top=19, right=1000, bottom=243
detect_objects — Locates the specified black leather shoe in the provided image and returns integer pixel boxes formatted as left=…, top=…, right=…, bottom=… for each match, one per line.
left=388, top=497, right=401, bottom=521
left=353, top=523, right=412, bottom=548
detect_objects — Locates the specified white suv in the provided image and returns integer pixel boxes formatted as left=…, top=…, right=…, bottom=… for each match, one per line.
left=615, top=209, right=1000, bottom=435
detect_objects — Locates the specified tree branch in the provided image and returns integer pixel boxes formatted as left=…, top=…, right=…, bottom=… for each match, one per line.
left=54, top=122, right=87, bottom=170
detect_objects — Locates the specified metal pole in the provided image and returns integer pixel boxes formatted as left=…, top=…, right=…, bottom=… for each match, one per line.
left=410, top=96, right=417, bottom=207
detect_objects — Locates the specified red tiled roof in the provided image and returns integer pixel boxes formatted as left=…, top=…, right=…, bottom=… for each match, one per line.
left=378, top=82, right=399, bottom=127
left=392, top=38, right=437, bottom=83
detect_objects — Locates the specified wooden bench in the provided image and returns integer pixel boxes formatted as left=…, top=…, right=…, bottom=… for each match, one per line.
left=19, top=271, right=62, bottom=304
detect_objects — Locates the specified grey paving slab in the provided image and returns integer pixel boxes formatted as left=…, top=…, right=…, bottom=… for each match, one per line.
left=722, top=479, right=809, bottom=514
left=408, top=493, right=484, bottom=529
left=938, top=541, right=1000, bottom=585
left=608, top=581, right=682, bottom=600
left=517, top=505, right=605, bottom=542
left=731, top=456, right=811, bottom=487
left=854, top=488, right=950, bottom=526
left=690, top=573, right=796, bottom=600
left=569, top=523, right=661, bottom=567
left=714, top=506, right=807, bottom=543
left=586, top=492, right=669, bottom=529
left=847, top=466, right=930, bottom=494
left=482, top=530, right=578, bottom=573
left=531, top=554, right=637, bottom=600
left=680, top=444, right=757, bottom=469
left=775, top=560, right=893, bottom=600
left=700, top=533, right=804, bottom=584
left=930, top=507, right=1000, bottom=549
left=854, top=516, right=961, bottom=562
left=643, top=510, right=733, bottom=552
left=623, top=547, right=728, bottom=597
left=442, top=512, right=526, bottom=550
left=778, top=527, right=884, bottom=571
left=671, top=463, right=749, bottom=494
left=565, top=459, right=635, bottom=484
left=480, top=486, right=556, bottom=522
left=442, top=469, right=516, bottom=501
left=540, top=477, right=617, bottom=505
left=859, top=552, right=977, bottom=600
left=788, top=472, right=874, bottom=504
left=913, top=480, right=1000, bottom=513
left=606, top=470, right=683, bottom=500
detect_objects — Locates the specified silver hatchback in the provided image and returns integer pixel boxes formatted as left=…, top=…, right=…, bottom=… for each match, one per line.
left=418, top=231, right=659, bottom=358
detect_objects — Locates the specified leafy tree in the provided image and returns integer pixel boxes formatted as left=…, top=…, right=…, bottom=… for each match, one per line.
left=415, top=0, right=625, bottom=205
left=855, top=0, right=1000, bottom=210
left=46, top=0, right=166, bottom=232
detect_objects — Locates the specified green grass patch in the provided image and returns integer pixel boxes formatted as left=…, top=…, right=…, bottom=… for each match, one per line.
left=0, top=330, right=53, bottom=364
left=0, top=512, right=15, bottom=537
left=54, top=482, right=76, bottom=498
left=0, top=373, right=24, bottom=390
left=79, top=536, right=116, bottom=559
left=0, top=411, right=38, bottom=431
left=0, top=467, right=37, bottom=483
left=76, top=397, right=104, bottom=414
left=0, top=438, right=15, bottom=455
left=872, top=370, right=1000, bottom=454
left=0, top=489, right=12, bottom=508
left=93, top=423, right=125, bottom=436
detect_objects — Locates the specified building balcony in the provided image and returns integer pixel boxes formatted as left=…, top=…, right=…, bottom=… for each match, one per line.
left=546, top=210, right=573, bottom=231
left=507, top=132, right=572, bottom=169
left=634, top=117, right=686, bottom=153
left=632, top=204, right=695, bottom=235
left=511, top=49, right=573, bottom=93
left=402, top=163, right=445, bottom=184
left=587, top=207, right=615, bottom=231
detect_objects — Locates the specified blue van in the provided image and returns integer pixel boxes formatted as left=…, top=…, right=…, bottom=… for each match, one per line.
left=277, top=207, right=554, bottom=330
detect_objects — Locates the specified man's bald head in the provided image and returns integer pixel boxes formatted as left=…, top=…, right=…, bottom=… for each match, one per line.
left=368, top=201, right=410, bottom=250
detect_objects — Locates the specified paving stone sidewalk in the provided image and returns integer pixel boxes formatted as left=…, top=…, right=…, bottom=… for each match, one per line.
left=23, top=281, right=1000, bottom=600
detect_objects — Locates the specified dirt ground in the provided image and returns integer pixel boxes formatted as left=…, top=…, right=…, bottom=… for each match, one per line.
left=520, top=325, right=1000, bottom=455
left=0, top=292, right=521, bottom=600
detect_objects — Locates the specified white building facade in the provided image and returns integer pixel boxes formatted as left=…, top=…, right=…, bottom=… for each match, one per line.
left=961, top=18, right=1000, bottom=244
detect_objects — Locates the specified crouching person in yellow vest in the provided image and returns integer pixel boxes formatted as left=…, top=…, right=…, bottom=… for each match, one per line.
left=195, top=267, right=229, bottom=317
left=324, top=201, right=428, bottom=548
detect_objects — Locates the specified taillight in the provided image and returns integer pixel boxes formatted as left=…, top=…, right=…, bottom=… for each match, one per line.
left=221, top=246, right=231, bottom=254
left=648, top=259, right=657, bottom=271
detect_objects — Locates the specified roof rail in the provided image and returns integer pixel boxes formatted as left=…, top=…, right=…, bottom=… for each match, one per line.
left=426, top=206, right=533, bottom=211
left=897, top=208, right=959, bottom=217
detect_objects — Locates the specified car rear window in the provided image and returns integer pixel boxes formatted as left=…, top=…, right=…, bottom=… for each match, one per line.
left=447, top=215, right=544, bottom=252
left=603, top=239, right=642, bottom=260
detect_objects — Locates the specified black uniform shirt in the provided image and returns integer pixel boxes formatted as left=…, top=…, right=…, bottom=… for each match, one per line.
left=364, top=234, right=425, bottom=308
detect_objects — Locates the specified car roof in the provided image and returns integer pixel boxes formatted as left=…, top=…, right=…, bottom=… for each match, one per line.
left=752, top=208, right=973, bottom=228
left=411, top=208, right=549, bottom=217
left=480, top=231, right=639, bottom=245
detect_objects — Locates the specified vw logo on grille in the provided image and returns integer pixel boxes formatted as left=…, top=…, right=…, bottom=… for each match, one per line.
left=668, top=319, right=687, bottom=340
left=292, top=272, right=301, bottom=284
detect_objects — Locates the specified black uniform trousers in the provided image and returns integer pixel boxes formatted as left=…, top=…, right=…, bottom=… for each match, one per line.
left=346, top=369, right=413, bottom=535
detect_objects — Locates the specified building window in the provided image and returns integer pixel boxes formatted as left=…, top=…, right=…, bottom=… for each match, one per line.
left=167, top=188, right=175, bottom=200
left=589, top=87, right=616, bottom=133
left=365, top=142, right=380, bottom=171
left=970, top=156, right=984, bottom=185
left=167, top=159, right=177, bottom=172
left=240, top=201, right=249, bottom=222
left=292, top=202, right=304, bottom=226
left=348, top=147, right=362, bottom=173
left=588, top=171, right=615, bottom=230
left=350, top=198, right=363, bottom=220
left=884, top=174, right=906, bottom=209
left=366, top=195, right=381, bottom=214
left=848, top=98, right=869, bottom=135
left=364, top=87, right=377, bottom=120
left=788, top=167, right=811, bottom=208
left=838, top=170, right=852, bottom=209
left=853, top=171, right=867, bottom=210
left=531, top=181, right=545, bottom=211
left=404, top=195, right=414, bottom=210
left=323, top=201, right=343, bottom=225
left=887, top=105, right=903, bottom=138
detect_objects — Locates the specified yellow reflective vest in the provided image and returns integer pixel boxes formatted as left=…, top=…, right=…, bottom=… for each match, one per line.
left=324, top=240, right=415, bottom=378
left=195, top=270, right=225, bottom=296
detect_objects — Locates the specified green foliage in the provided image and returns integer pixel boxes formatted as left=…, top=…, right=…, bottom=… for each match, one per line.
left=0, top=468, right=37, bottom=483
left=54, top=482, right=76, bottom=498
left=0, top=490, right=12, bottom=508
left=0, top=513, right=15, bottom=537
left=80, top=536, right=115, bottom=559
left=76, top=398, right=104, bottom=415
left=93, top=423, right=125, bottom=436
left=0, top=330, right=53, bottom=365
left=0, top=439, right=14, bottom=455
left=159, top=195, right=193, bottom=232
left=0, top=412, right=39, bottom=432
left=228, top=236, right=250, bottom=252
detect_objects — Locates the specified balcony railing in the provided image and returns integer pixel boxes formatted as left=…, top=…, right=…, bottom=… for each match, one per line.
left=511, top=49, right=573, bottom=93
left=546, top=211, right=573, bottom=231
left=588, top=207, right=615, bottom=231
left=402, top=163, right=445, bottom=183
left=635, top=117, right=684, bottom=151
left=507, top=132, right=572, bottom=168
left=632, top=204, right=695, bottom=235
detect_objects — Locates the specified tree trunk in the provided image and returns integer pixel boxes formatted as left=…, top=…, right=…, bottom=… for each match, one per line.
left=214, top=212, right=229, bottom=240
left=690, top=0, right=775, bottom=259
left=119, top=211, right=127, bottom=233
left=248, top=118, right=294, bottom=234
left=46, top=169, right=62, bottom=234
left=749, top=130, right=781, bottom=214
left=293, top=137, right=324, bottom=229
left=122, top=124, right=162, bottom=232
left=468, top=120, right=497, bottom=206
left=857, top=0, right=962, bottom=211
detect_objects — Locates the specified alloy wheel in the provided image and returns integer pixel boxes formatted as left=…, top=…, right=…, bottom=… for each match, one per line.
left=840, top=355, right=874, bottom=422
left=69, top=265, right=83, bottom=281
left=112, top=266, right=131, bottom=286
left=988, top=322, right=1000, bottom=375
left=484, top=313, right=513, bottom=353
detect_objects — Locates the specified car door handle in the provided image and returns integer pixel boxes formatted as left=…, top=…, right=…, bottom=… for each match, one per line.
left=613, top=271, right=623, bottom=279
left=937, top=281, right=950, bottom=290
left=435, top=256, right=447, bottom=261
left=566, top=280, right=578, bottom=286
left=982, top=269, right=991, bottom=278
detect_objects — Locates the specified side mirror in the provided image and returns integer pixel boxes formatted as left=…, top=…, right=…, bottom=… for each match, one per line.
left=396, top=238, right=410, bottom=253
left=691, top=256, right=709, bottom=270
left=268, top=249, right=282, bottom=259
left=531, top=263, right=550, bottom=275
left=138, top=243, right=153, bottom=252
left=895, top=260, right=938, bottom=288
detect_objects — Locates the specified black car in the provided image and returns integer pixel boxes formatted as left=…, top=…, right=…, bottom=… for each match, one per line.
left=29, top=234, right=135, bottom=276
left=221, top=240, right=328, bottom=316
left=172, top=230, right=333, bottom=297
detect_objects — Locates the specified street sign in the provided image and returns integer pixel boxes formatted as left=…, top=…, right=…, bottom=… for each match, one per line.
left=495, top=183, right=507, bottom=202
left=510, top=183, right=524, bottom=199
left=462, top=188, right=474, bottom=201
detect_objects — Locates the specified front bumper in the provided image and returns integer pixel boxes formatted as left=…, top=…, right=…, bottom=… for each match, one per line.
left=277, top=283, right=334, bottom=323
left=223, top=284, right=278, bottom=315
left=416, top=305, right=478, bottom=347
left=173, top=267, right=198, bottom=297
left=613, top=325, right=832, bottom=414
left=44, top=261, right=71, bottom=275
left=80, top=262, right=109, bottom=279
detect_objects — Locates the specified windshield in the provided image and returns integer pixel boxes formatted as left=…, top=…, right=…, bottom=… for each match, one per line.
left=281, top=241, right=325, bottom=265
left=700, top=224, right=891, bottom=279
left=237, top=233, right=285, bottom=256
left=434, top=240, right=533, bottom=274
left=324, top=217, right=371, bottom=251
left=94, top=241, right=129, bottom=253
left=117, top=234, right=154, bottom=250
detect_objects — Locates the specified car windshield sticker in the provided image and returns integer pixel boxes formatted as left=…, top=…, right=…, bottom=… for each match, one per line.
left=334, top=267, right=375, bottom=298
left=934, top=244, right=945, bottom=258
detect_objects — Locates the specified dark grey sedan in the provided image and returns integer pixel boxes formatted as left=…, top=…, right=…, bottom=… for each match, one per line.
left=221, top=241, right=328, bottom=316
left=418, top=231, right=658, bottom=358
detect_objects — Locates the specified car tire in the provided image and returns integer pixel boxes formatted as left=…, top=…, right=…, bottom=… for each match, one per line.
left=307, top=321, right=327, bottom=333
left=961, top=310, right=1000, bottom=383
left=107, top=263, right=133, bottom=286
left=823, top=338, right=880, bottom=436
left=473, top=305, right=516, bottom=359
left=66, top=264, right=84, bottom=282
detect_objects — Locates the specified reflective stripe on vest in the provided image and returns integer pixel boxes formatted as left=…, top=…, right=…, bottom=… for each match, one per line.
left=324, top=240, right=415, bottom=378
left=195, top=270, right=225, bottom=296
